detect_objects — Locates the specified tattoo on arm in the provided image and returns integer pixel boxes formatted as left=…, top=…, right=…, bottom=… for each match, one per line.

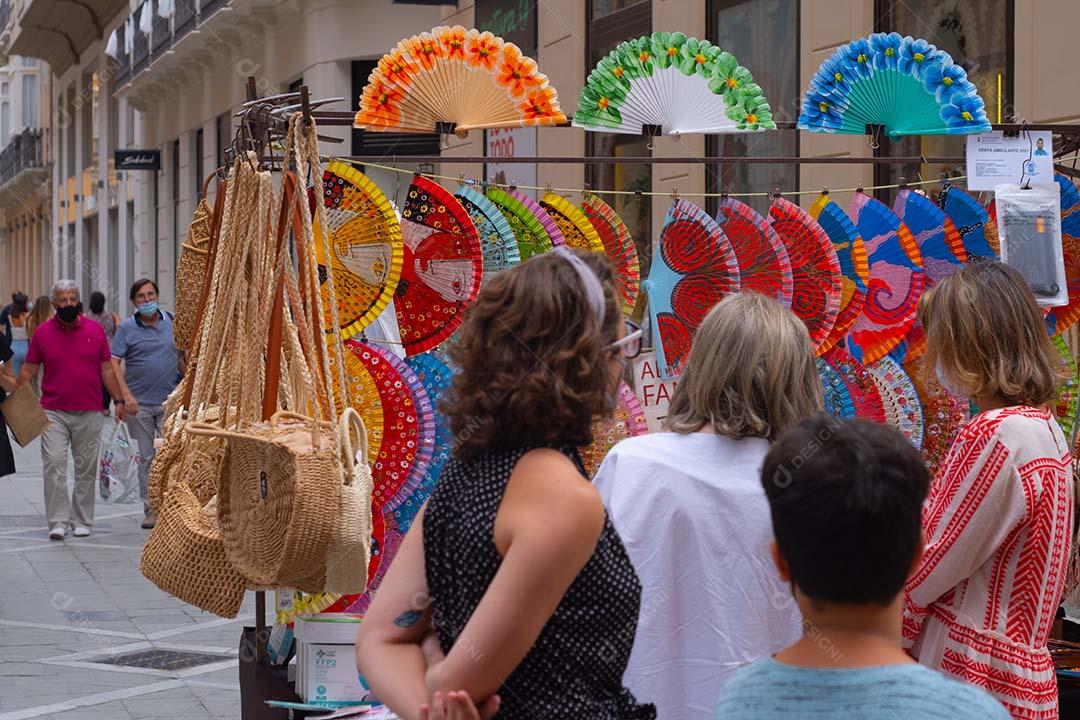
left=393, top=609, right=422, bottom=629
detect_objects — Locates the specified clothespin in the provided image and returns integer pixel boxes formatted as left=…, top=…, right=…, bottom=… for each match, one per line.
left=670, top=187, right=680, bottom=202
left=821, top=186, right=830, bottom=197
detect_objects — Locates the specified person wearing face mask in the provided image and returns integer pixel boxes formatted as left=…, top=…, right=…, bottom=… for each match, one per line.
left=17, top=280, right=128, bottom=540
left=109, top=279, right=181, bottom=530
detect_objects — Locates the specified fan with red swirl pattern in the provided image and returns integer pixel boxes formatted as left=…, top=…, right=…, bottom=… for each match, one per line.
left=714, top=196, right=794, bottom=307
left=768, top=196, right=842, bottom=353
left=846, top=192, right=925, bottom=365
left=396, top=175, right=484, bottom=356
left=818, top=344, right=886, bottom=423
left=582, top=193, right=641, bottom=316
left=644, top=199, right=740, bottom=377
left=810, top=192, right=869, bottom=356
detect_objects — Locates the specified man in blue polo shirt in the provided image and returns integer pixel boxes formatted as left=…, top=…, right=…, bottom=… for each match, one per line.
left=111, top=278, right=181, bottom=529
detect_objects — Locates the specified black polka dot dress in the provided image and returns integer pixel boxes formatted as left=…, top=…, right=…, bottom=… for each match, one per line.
left=423, top=446, right=656, bottom=720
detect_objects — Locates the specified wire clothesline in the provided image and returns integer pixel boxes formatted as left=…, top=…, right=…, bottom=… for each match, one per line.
left=332, top=151, right=1080, bottom=200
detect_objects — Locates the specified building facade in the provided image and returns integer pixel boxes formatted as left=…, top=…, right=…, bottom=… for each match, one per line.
left=3, top=0, right=1078, bottom=313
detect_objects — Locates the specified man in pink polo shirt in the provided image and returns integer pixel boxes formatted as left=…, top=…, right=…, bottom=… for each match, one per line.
left=18, top=280, right=128, bottom=540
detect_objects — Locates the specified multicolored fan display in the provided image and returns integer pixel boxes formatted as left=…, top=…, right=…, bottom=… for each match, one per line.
left=1045, top=174, right=1080, bottom=336
left=487, top=187, right=559, bottom=260
left=1053, top=335, right=1079, bottom=441
left=798, top=32, right=991, bottom=136
left=540, top=192, right=605, bottom=253
left=810, top=193, right=869, bottom=355
left=573, top=32, right=776, bottom=135
left=819, top=345, right=886, bottom=423
left=904, top=356, right=970, bottom=479
left=396, top=175, right=484, bottom=356
left=645, top=199, right=740, bottom=377
left=846, top=192, right=925, bottom=365
left=865, top=355, right=924, bottom=448
left=769, top=197, right=843, bottom=353
left=397, top=353, right=454, bottom=532
left=715, top=197, right=793, bottom=307
left=356, top=26, right=566, bottom=134
left=582, top=194, right=641, bottom=316
left=455, top=185, right=521, bottom=276
left=317, top=161, right=404, bottom=339
left=818, top=357, right=856, bottom=419
left=581, top=383, right=648, bottom=477
left=939, top=182, right=999, bottom=260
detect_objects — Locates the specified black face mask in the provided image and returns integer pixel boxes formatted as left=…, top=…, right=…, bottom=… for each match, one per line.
left=56, top=305, right=79, bottom=324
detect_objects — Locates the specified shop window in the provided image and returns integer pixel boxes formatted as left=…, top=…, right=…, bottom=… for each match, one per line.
left=706, top=0, right=799, bottom=217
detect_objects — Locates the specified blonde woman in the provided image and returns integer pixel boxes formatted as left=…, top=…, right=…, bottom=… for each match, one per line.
left=903, top=261, right=1073, bottom=720
left=593, top=292, right=823, bottom=720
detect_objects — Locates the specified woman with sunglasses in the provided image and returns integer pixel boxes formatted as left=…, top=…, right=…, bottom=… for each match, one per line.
left=357, top=248, right=655, bottom=720
left=593, top=292, right=823, bottom=720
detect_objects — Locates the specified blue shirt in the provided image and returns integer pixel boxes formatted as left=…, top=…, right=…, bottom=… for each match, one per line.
left=715, top=657, right=1010, bottom=719
left=111, top=311, right=180, bottom=406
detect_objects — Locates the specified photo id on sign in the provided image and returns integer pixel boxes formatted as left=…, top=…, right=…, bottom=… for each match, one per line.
left=966, top=131, right=1054, bottom=191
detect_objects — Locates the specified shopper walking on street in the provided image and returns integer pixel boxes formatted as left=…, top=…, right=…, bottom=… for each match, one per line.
left=110, top=279, right=180, bottom=530
left=0, top=332, right=18, bottom=478
left=26, top=294, right=52, bottom=337
left=87, top=290, right=120, bottom=413
left=17, top=280, right=128, bottom=540
left=5, top=292, right=30, bottom=376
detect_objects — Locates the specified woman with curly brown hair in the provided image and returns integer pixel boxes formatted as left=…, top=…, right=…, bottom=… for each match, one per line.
left=357, top=248, right=654, bottom=720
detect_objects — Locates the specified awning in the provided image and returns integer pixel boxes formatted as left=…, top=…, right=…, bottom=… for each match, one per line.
left=8, top=0, right=129, bottom=76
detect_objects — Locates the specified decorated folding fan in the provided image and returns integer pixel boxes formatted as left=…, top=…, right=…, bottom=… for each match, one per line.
left=645, top=199, right=740, bottom=377
left=818, top=357, right=856, bottom=419
left=798, top=33, right=991, bottom=136
left=582, top=194, right=641, bottom=315
left=455, top=185, right=521, bottom=278
left=487, top=187, right=560, bottom=260
left=769, top=197, right=843, bottom=353
left=865, top=355, right=924, bottom=448
left=580, top=383, right=648, bottom=477
left=715, top=197, right=793, bottom=307
left=904, top=355, right=970, bottom=479
left=574, top=32, right=776, bottom=135
left=846, top=192, right=925, bottom=365
left=540, top=192, right=605, bottom=253
left=819, top=345, right=886, bottom=423
left=1053, top=336, right=1079, bottom=440
left=316, top=161, right=404, bottom=339
left=356, top=26, right=566, bottom=134
left=396, top=175, right=484, bottom=356
left=939, top=182, right=999, bottom=260
left=1045, top=174, right=1080, bottom=336
left=810, top=193, right=869, bottom=355
left=396, top=353, right=455, bottom=532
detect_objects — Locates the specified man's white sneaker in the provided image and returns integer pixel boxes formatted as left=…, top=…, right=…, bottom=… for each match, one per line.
left=72, top=526, right=91, bottom=538
left=48, top=526, right=66, bottom=541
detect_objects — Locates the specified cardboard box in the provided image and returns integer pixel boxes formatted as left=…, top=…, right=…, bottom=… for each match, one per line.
left=294, top=614, right=373, bottom=706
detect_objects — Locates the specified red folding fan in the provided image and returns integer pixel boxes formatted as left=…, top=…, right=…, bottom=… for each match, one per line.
left=396, top=175, right=484, bottom=356
left=819, top=345, right=886, bottom=423
left=582, top=193, right=641, bottom=316
left=715, top=196, right=794, bottom=307
left=768, top=197, right=843, bottom=354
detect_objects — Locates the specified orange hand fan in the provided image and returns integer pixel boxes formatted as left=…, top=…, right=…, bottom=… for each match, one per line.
left=582, top=194, right=641, bottom=316
left=317, top=161, right=404, bottom=339
left=355, top=26, right=567, bottom=135
left=540, top=191, right=605, bottom=253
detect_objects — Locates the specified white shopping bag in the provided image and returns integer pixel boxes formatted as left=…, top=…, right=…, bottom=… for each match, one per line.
left=98, top=421, right=141, bottom=503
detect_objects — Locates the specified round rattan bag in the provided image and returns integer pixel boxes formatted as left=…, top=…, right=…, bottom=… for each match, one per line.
left=324, top=408, right=374, bottom=594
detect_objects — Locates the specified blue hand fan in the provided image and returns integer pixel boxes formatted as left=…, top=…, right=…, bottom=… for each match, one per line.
left=397, top=353, right=455, bottom=533
left=1046, top=174, right=1080, bottom=336
left=455, top=185, right=522, bottom=277
left=938, top=182, right=999, bottom=260
left=810, top=193, right=869, bottom=356
left=798, top=33, right=991, bottom=136
left=644, top=199, right=740, bottom=378
left=893, top=189, right=965, bottom=283
left=817, top=356, right=856, bottom=419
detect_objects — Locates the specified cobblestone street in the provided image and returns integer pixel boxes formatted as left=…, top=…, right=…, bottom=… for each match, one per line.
left=0, top=424, right=267, bottom=720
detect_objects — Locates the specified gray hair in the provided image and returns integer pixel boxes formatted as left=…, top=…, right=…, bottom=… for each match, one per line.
left=50, top=279, right=79, bottom=303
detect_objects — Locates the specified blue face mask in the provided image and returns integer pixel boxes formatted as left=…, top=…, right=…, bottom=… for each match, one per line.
left=137, top=301, right=158, bottom=317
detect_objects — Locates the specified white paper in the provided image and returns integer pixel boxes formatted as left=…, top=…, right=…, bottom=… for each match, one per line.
left=485, top=127, right=537, bottom=200
left=966, top=131, right=1054, bottom=191
left=632, top=351, right=680, bottom=433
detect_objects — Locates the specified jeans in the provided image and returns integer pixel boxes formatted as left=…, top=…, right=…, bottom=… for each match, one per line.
left=9, top=338, right=27, bottom=377
left=40, top=410, right=104, bottom=529
left=125, top=403, right=164, bottom=514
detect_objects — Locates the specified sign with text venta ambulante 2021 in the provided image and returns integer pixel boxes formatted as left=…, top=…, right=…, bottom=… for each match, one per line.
left=114, top=149, right=161, bottom=172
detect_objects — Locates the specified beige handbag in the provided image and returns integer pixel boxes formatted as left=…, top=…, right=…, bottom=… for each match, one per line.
left=0, top=382, right=48, bottom=447
left=324, top=408, right=374, bottom=593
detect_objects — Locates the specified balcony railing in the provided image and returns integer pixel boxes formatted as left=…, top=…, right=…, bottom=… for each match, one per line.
left=175, top=0, right=197, bottom=35
left=151, top=0, right=171, bottom=58
left=113, top=23, right=130, bottom=86
left=0, top=128, right=45, bottom=188
left=132, top=22, right=149, bottom=75
left=0, top=0, right=9, bottom=35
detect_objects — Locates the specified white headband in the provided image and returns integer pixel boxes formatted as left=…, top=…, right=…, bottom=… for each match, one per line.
left=552, top=246, right=606, bottom=327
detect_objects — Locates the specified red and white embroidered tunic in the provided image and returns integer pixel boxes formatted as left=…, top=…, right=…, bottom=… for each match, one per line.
left=903, top=406, right=1074, bottom=720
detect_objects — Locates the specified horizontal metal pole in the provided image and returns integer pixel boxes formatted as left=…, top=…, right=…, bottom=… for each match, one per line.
left=341, top=155, right=970, bottom=165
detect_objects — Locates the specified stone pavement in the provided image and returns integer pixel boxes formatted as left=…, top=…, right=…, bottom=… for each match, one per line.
left=0, top=420, right=271, bottom=720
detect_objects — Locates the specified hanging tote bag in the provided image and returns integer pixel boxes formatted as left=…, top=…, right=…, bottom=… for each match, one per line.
left=172, top=173, right=220, bottom=352
left=324, top=408, right=374, bottom=593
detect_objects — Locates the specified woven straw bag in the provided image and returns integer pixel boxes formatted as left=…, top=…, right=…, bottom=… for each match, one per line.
left=324, top=408, right=374, bottom=593
left=140, top=483, right=247, bottom=617
left=173, top=196, right=214, bottom=352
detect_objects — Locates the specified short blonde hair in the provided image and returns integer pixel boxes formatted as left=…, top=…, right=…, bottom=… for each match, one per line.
left=920, top=261, right=1060, bottom=407
left=665, top=292, right=823, bottom=440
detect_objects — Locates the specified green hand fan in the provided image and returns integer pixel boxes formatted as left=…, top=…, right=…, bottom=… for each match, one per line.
left=573, top=32, right=775, bottom=135
left=798, top=33, right=991, bottom=136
